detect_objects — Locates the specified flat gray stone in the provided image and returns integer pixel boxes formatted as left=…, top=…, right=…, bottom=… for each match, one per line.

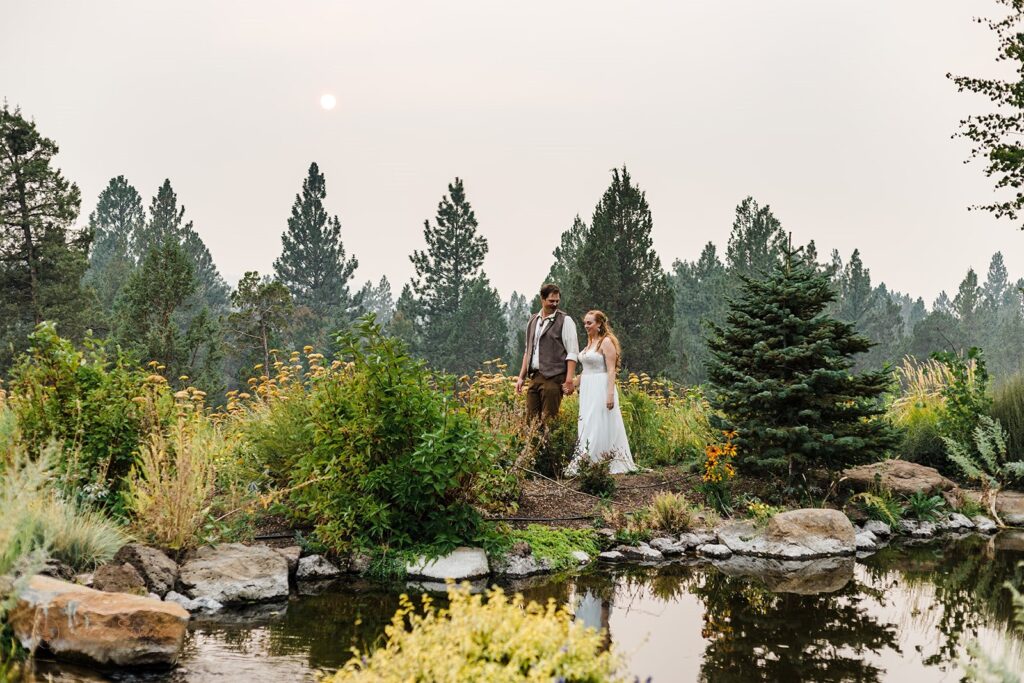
left=597, top=551, right=625, bottom=562
left=165, top=590, right=224, bottom=614
left=697, top=544, right=733, bottom=559
left=717, top=509, right=856, bottom=559
left=612, top=545, right=664, bottom=561
left=296, top=555, right=342, bottom=581
left=273, top=546, right=302, bottom=575
left=973, top=515, right=998, bottom=533
left=491, top=553, right=552, bottom=578
left=406, top=547, right=489, bottom=580
left=855, top=531, right=878, bottom=551
left=179, top=543, right=289, bottom=605
left=938, top=512, right=974, bottom=532
left=649, top=537, right=677, bottom=552
left=862, top=520, right=892, bottom=537
left=570, top=550, right=592, bottom=565
left=680, top=531, right=717, bottom=547
left=911, top=521, right=937, bottom=538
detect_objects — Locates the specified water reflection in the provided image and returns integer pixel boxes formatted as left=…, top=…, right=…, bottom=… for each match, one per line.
left=59, top=532, right=1023, bottom=682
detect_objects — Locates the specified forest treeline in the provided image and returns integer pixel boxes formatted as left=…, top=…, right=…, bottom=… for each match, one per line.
left=2, top=103, right=1023, bottom=394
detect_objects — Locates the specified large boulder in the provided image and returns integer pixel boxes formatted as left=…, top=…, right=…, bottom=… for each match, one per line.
left=957, top=490, right=1024, bottom=527
left=718, top=509, right=856, bottom=559
left=296, top=555, right=342, bottom=581
left=10, top=575, right=188, bottom=667
left=406, top=547, right=489, bottom=580
left=843, top=460, right=955, bottom=496
left=92, top=562, right=146, bottom=595
left=178, top=543, right=289, bottom=604
left=114, top=544, right=179, bottom=597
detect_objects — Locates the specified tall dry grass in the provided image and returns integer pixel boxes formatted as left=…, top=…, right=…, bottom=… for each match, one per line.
left=992, top=372, right=1024, bottom=462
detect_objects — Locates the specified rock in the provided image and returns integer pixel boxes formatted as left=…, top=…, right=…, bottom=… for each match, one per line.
left=273, top=546, right=302, bottom=575
left=570, top=550, right=592, bottom=565
left=855, top=531, right=878, bottom=551
left=74, top=573, right=94, bottom=588
left=113, top=544, right=179, bottom=597
left=597, top=551, right=625, bottom=562
left=296, top=555, right=342, bottom=581
left=10, top=575, right=188, bottom=666
left=39, top=558, right=75, bottom=581
left=612, top=545, right=664, bottom=562
left=958, top=490, right=1024, bottom=527
left=843, top=460, right=956, bottom=496
left=492, top=553, right=553, bottom=578
left=680, top=531, right=717, bottom=547
left=718, top=509, right=856, bottom=559
left=697, top=544, right=732, bottom=559
left=973, top=515, right=998, bottom=533
left=406, top=547, right=489, bottom=580
left=862, top=520, right=892, bottom=537
left=713, top=555, right=855, bottom=594
left=938, top=512, right=975, bottom=532
left=595, top=528, right=616, bottom=540
left=92, top=562, right=147, bottom=595
left=911, top=521, right=937, bottom=538
left=648, top=537, right=677, bottom=552
left=165, top=590, right=223, bottom=614
left=179, top=543, right=289, bottom=604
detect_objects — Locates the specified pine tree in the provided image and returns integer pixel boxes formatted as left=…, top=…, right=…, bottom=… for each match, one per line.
left=830, top=249, right=903, bottom=370
left=952, top=268, right=982, bottom=328
left=502, top=291, right=531, bottom=365
left=227, top=272, right=293, bottom=378
left=408, top=177, right=504, bottom=372
left=83, top=176, right=145, bottom=320
left=574, top=167, right=674, bottom=373
left=706, top=244, right=898, bottom=476
left=274, top=162, right=359, bottom=348
left=544, top=214, right=588, bottom=316
left=725, top=196, right=787, bottom=280
left=141, top=179, right=229, bottom=315
left=669, top=242, right=728, bottom=382
left=356, top=276, right=395, bottom=324
left=0, top=105, right=93, bottom=371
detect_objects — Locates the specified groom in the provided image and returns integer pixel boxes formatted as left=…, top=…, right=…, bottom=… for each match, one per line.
left=515, top=283, right=580, bottom=422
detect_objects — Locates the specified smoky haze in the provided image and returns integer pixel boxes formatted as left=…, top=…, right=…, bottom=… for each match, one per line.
left=1, top=0, right=1019, bottom=303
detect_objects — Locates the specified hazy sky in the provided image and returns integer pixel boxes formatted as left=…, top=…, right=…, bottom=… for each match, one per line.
left=3, top=1, right=1022, bottom=305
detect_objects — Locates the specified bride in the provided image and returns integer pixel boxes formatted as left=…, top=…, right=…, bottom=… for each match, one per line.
left=566, top=310, right=637, bottom=475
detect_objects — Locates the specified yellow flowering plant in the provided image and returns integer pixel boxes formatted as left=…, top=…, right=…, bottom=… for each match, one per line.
left=700, top=430, right=738, bottom=515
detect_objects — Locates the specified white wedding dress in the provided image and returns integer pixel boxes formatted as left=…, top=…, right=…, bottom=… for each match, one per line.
left=566, top=347, right=637, bottom=475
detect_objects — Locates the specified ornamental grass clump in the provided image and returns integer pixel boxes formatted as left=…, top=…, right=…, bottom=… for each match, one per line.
left=647, top=491, right=696, bottom=534
left=330, top=584, right=627, bottom=682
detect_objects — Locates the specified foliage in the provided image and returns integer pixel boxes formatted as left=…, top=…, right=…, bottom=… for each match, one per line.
left=888, top=356, right=953, bottom=468
left=620, top=375, right=714, bottom=467
left=706, top=245, right=899, bottom=478
left=943, top=416, right=1024, bottom=526
left=829, top=249, right=904, bottom=372
left=848, top=490, right=904, bottom=527
left=699, top=431, right=737, bottom=515
left=82, top=175, right=145, bottom=323
left=273, top=162, right=359, bottom=348
left=544, top=214, right=588, bottom=317
left=992, top=372, right=1024, bottom=462
left=533, top=395, right=579, bottom=478
left=489, top=525, right=599, bottom=573
left=903, top=491, right=946, bottom=523
left=570, top=166, right=674, bottom=373
left=288, top=316, right=497, bottom=551
left=575, top=457, right=616, bottom=498
left=6, top=323, right=156, bottom=513
left=330, top=584, right=626, bottom=682
left=948, top=0, right=1024, bottom=229
left=126, top=387, right=221, bottom=552
left=669, top=241, right=729, bottom=383
left=745, top=498, right=782, bottom=527
left=0, top=104, right=93, bottom=374
left=647, top=492, right=697, bottom=534
left=226, top=271, right=294, bottom=380
left=935, top=348, right=992, bottom=457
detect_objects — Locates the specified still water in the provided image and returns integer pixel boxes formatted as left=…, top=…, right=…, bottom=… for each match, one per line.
left=40, top=531, right=1024, bottom=682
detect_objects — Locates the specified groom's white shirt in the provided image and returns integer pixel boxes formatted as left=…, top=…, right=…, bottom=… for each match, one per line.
left=529, top=311, right=580, bottom=372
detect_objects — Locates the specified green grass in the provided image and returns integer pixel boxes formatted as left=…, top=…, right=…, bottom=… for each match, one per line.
left=992, top=372, right=1024, bottom=462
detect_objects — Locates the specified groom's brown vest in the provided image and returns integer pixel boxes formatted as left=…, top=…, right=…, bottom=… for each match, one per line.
left=525, top=311, right=568, bottom=379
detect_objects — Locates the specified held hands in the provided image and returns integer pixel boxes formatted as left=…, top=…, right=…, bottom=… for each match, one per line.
left=562, top=379, right=575, bottom=396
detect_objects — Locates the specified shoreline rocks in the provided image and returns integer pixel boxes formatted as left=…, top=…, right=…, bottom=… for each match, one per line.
left=406, top=547, right=489, bottom=580
left=10, top=575, right=188, bottom=667
left=718, top=509, right=856, bottom=559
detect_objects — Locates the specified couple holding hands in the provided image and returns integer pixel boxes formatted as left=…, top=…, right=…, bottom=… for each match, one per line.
left=514, top=283, right=637, bottom=476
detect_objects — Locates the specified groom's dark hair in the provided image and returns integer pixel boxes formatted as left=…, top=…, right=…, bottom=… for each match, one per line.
left=540, top=283, right=560, bottom=298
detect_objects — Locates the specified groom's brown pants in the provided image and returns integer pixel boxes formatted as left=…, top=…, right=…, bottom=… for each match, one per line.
left=526, top=372, right=566, bottom=423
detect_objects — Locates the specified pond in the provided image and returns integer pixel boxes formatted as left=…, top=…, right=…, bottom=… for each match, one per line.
left=37, top=531, right=1024, bottom=682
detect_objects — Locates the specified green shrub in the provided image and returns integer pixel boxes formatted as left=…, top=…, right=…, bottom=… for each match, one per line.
left=891, top=398, right=948, bottom=469
left=848, top=490, right=904, bottom=527
left=288, top=317, right=497, bottom=551
left=533, top=396, right=579, bottom=478
left=620, top=379, right=714, bottom=467
left=331, top=585, right=626, bottom=682
left=647, top=491, right=697, bottom=533
left=903, top=491, right=946, bottom=522
left=934, top=348, right=992, bottom=458
left=992, top=372, right=1024, bottom=463
left=575, top=458, right=616, bottom=498
left=6, top=324, right=156, bottom=514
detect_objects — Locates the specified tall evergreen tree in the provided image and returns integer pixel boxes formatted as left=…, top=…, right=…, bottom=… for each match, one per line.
left=669, top=242, right=728, bottom=382
left=356, top=276, right=395, bottom=324
left=407, top=177, right=506, bottom=372
left=574, top=167, right=674, bottom=373
left=706, top=245, right=898, bottom=476
left=830, top=249, right=903, bottom=370
left=502, top=290, right=531, bottom=365
left=274, top=162, right=359, bottom=348
left=544, top=214, right=588, bottom=316
left=725, top=196, right=787, bottom=279
left=83, top=175, right=145, bottom=320
left=0, top=105, right=92, bottom=371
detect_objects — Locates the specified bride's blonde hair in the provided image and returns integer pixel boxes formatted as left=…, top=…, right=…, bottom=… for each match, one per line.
left=586, top=310, right=622, bottom=371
